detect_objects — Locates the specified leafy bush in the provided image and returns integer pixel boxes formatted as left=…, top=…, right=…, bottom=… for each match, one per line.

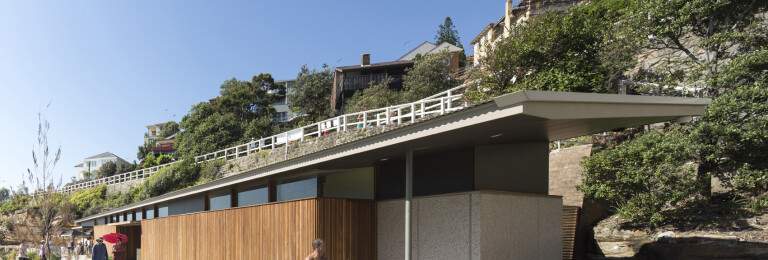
left=98, top=161, right=117, bottom=178
left=138, top=158, right=201, bottom=200
left=141, top=154, right=157, bottom=168
left=156, top=154, right=173, bottom=165
left=69, top=185, right=106, bottom=218
left=579, top=130, right=700, bottom=224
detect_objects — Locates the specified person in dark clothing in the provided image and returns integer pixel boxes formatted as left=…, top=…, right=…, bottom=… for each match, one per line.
left=92, top=237, right=107, bottom=260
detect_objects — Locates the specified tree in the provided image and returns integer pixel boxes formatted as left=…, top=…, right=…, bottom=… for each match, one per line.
left=15, top=107, right=70, bottom=253
left=156, top=154, right=173, bottom=165
left=137, top=140, right=155, bottom=161
left=434, top=17, right=466, bottom=67
left=579, top=129, right=700, bottom=223
left=175, top=74, right=280, bottom=157
left=158, top=121, right=180, bottom=139
left=290, top=64, right=334, bottom=121
left=214, top=73, right=281, bottom=122
left=691, top=49, right=768, bottom=194
left=344, top=78, right=401, bottom=112
left=464, top=6, right=629, bottom=102
left=117, top=163, right=135, bottom=174
left=625, top=0, right=767, bottom=97
left=401, top=51, right=460, bottom=102
left=98, top=161, right=117, bottom=178
left=0, top=188, right=8, bottom=202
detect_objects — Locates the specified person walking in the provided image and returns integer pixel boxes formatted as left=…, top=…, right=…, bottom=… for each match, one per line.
left=38, top=241, right=47, bottom=260
left=92, top=238, right=107, bottom=260
left=112, top=238, right=126, bottom=260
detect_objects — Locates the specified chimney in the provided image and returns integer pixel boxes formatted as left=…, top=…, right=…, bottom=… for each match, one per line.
left=361, top=53, right=370, bottom=66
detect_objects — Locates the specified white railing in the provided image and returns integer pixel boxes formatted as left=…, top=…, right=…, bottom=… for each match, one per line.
left=60, top=162, right=177, bottom=193
left=193, top=84, right=468, bottom=163
left=60, top=84, right=469, bottom=194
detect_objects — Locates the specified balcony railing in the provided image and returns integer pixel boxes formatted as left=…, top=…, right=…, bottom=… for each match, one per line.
left=341, top=73, right=397, bottom=91
left=55, top=83, right=470, bottom=194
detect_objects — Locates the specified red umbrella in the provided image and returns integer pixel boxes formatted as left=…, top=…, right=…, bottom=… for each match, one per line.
left=102, top=233, right=128, bottom=244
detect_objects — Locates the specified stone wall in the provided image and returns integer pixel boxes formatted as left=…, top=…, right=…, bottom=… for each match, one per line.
left=106, top=178, right=144, bottom=194
left=549, top=144, right=592, bottom=207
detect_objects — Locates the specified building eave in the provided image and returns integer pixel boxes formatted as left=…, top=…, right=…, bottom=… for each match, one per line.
left=75, top=91, right=710, bottom=224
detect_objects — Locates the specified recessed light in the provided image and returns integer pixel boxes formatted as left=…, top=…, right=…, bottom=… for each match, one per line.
left=490, top=134, right=503, bottom=138
left=380, top=158, right=389, bottom=161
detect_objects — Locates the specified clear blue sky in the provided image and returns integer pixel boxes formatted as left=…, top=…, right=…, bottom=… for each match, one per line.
left=0, top=0, right=503, bottom=188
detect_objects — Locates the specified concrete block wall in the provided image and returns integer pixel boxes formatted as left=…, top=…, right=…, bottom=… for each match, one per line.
left=548, top=145, right=592, bottom=207
left=377, top=191, right=562, bottom=260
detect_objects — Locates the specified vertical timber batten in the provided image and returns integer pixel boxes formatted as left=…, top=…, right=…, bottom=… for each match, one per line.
left=139, top=197, right=375, bottom=260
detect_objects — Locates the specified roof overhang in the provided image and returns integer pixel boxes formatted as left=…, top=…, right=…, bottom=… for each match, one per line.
left=108, top=221, right=141, bottom=227
left=76, top=90, right=710, bottom=224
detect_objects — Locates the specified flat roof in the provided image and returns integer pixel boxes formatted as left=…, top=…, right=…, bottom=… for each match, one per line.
left=76, top=91, right=710, bottom=223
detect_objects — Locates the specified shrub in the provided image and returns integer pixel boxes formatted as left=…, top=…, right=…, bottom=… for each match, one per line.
left=69, top=185, right=106, bottom=218
left=156, top=154, right=173, bottom=165
left=138, top=158, right=201, bottom=200
left=578, top=129, right=700, bottom=224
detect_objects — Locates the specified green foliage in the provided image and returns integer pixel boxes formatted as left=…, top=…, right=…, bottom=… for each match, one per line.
left=176, top=74, right=279, bottom=157
left=434, top=17, right=466, bottom=67
left=401, top=51, right=460, bottom=102
left=749, top=197, right=768, bottom=214
left=289, top=64, right=334, bottom=121
left=69, top=185, right=106, bottom=219
left=138, top=158, right=201, bottom=200
left=0, top=195, right=29, bottom=214
left=137, top=140, right=155, bottom=160
left=692, top=50, right=768, bottom=193
left=155, top=154, right=173, bottom=165
left=117, top=163, right=134, bottom=174
left=141, top=154, right=157, bottom=168
left=98, top=161, right=117, bottom=178
left=579, top=130, right=700, bottom=223
left=0, top=188, right=8, bottom=202
left=157, top=121, right=180, bottom=139
left=196, top=158, right=227, bottom=185
left=344, top=78, right=401, bottom=112
left=464, top=5, right=630, bottom=102
left=624, top=0, right=767, bottom=95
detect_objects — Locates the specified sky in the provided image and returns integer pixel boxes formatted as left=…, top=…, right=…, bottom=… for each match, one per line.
left=0, top=0, right=503, bottom=188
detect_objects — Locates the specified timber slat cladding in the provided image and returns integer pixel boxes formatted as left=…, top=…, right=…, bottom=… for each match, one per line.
left=562, top=206, right=580, bottom=260
left=140, top=197, right=375, bottom=260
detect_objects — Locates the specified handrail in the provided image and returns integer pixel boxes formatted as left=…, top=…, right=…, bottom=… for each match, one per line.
left=58, top=84, right=469, bottom=194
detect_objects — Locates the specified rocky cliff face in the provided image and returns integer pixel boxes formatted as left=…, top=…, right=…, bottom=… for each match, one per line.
left=588, top=214, right=768, bottom=259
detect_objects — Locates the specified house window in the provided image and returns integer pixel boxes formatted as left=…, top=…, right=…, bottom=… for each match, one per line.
left=145, top=208, right=155, bottom=219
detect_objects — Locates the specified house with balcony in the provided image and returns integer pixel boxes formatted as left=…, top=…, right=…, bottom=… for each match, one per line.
left=471, top=0, right=580, bottom=66
left=144, top=123, right=166, bottom=144
left=331, top=54, right=414, bottom=113
left=331, top=42, right=463, bottom=114
left=75, top=152, right=130, bottom=180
